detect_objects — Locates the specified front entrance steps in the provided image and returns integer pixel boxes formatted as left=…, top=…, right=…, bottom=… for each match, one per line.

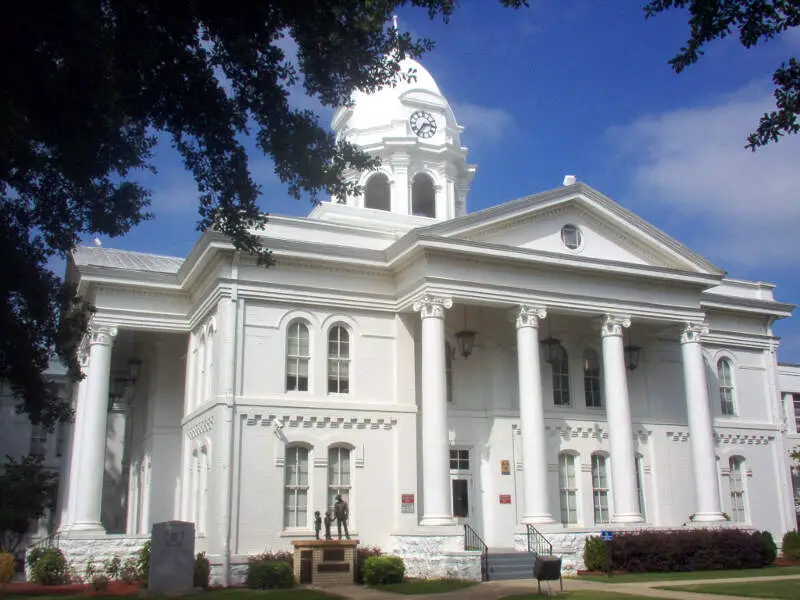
left=485, top=548, right=536, bottom=581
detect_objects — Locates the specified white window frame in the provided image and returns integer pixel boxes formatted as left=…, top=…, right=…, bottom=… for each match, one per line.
left=583, top=348, right=602, bottom=409
left=286, top=320, right=311, bottom=392
left=552, top=344, right=571, bottom=407
left=729, top=456, right=747, bottom=524
left=327, top=446, right=352, bottom=514
left=558, top=453, right=578, bottom=525
left=717, top=357, right=735, bottom=416
left=792, top=393, right=800, bottom=434
left=591, top=454, right=611, bottom=525
left=327, top=325, right=350, bottom=394
left=284, top=445, right=310, bottom=529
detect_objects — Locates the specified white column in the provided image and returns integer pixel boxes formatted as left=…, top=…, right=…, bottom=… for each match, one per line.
left=126, top=459, right=139, bottom=535
left=413, top=294, right=454, bottom=526
left=392, top=154, right=410, bottom=215
left=515, top=305, right=555, bottom=524
left=600, top=315, right=643, bottom=523
left=71, top=325, right=117, bottom=532
left=62, top=367, right=89, bottom=529
left=681, top=323, right=726, bottom=522
left=139, top=457, right=152, bottom=534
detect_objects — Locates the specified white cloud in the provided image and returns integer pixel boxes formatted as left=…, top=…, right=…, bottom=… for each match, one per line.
left=609, top=82, right=800, bottom=267
left=452, top=102, right=514, bottom=147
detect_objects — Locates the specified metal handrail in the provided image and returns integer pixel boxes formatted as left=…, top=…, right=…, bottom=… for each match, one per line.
left=526, top=524, right=552, bottom=555
left=463, top=523, right=488, bottom=581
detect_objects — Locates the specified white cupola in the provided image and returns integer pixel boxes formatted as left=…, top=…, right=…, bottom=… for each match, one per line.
left=328, top=57, right=476, bottom=222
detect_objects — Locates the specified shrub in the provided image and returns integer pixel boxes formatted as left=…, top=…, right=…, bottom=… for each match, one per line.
left=119, top=557, right=138, bottom=584
left=251, top=550, right=293, bottom=569
left=583, top=536, right=609, bottom=572
left=193, top=552, right=210, bottom=589
left=91, top=574, right=109, bottom=591
left=761, top=531, right=777, bottom=565
left=0, top=552, right=15, bottom=585
left=356, top=546, right=383, bottom=584
left=137, top=540, right=151, bottom=586
left=783, top=530, right=800, bottom=560
left=246, top=560, right=293, bottom=589
left=84, top=558, right=96, bottom=582
left=362, top=555, right=404, bottom=586
left=27, top=547, right=68, bottom=585
left=602, top=529, right=769, bottom=573
left=104, top=555, right=121, bottom=580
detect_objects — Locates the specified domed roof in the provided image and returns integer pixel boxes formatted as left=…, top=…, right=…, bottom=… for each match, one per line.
left=332, top=58, right=448, bottom=133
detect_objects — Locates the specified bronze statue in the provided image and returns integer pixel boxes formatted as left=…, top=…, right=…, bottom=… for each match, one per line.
left=314, top=511, right=322, bottom=540
left=333, top=494, right=350, bottom=540
left=323, top=511, right=333, bottom=540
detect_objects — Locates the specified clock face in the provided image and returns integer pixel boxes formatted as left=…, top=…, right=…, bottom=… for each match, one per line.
left=410, top=111, right=437, bottom=138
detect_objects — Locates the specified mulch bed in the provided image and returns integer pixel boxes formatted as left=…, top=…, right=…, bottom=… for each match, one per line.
left=2, top=581, right=141, bottom=596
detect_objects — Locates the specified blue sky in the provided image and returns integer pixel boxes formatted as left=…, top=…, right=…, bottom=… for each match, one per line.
left=87, top=1, right=800, bottom=361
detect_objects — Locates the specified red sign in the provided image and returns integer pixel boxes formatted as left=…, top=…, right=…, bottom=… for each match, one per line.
left=499, top=494, right=512, bottom=504
left=401, top=494, right=415, bottom=504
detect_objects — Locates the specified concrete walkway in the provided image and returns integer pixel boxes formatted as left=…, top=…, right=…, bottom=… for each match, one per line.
left=324, top=573, right=800, bottom=599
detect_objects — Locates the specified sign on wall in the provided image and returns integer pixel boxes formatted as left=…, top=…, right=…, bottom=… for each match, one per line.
left=499, top=494, right=512, bottom=504
left=401, top=494, right=415, bottom=514
left=500, top=460, right=511, bottom=475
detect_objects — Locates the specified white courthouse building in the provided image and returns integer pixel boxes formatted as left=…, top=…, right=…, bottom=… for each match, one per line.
left=6, top=57, right=800, bottom=582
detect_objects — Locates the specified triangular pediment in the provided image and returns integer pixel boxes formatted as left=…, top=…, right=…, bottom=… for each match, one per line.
left=421, top=183, right=724, bottom=276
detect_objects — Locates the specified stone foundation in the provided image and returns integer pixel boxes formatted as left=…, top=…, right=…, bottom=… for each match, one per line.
left=390, top=531, right=481, bottom=581
left=35, top=533, right=149, bottom=581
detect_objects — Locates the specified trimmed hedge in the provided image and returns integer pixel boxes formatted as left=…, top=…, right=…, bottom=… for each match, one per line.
left=27, top=547, right=68, bottom=585
left=783, top=530, right=800, bottom=560
left=356, top=546, right=383, bottom=584
left=246, top=560, right=293, bottom=589
left=362, top=555, right=404, bottom=586
left=583, top=536, right=609, bottom=572
left=584, top=529, right=772, bottom=573
left=0, top=552, right=15, bottom=585
left=761, top=531, right=777, bottom=564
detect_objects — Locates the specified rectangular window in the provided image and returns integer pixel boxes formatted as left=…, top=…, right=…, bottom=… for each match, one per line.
left=284, top=446, right=309, bottom=528
left=30, top=424, right=48, bottom=457
left=729, top=458, right=746, bottom=523
left=55, top=422, right=66, bottom=458
left=328, top=447, right=351, bottom=512
left=591, top=454, right=610, bottom=524
left=583, top=350, right=602, bottom=408
left=559, top=454, right=578, bottom=525
left=635, top=455, right=646, bottom=521
left=449, top=449, right=470, bottom=471
left=793, top=394, right=800, bottom=434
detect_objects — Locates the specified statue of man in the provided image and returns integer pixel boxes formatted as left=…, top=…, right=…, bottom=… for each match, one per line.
left=333, top=494, right=350, bottom=540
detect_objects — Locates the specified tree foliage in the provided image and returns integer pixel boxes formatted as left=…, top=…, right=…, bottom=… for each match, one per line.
left=0, top=455, right=58, bottom=553
left=1, top=0, right=527, bottom=428
left=645, top=0, right=800, bottom=149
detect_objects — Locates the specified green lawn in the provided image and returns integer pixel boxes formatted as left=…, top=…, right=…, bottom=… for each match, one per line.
left=2, top=591, right=343, bottom=600
left=577, top=566, right=800, bottom=583
left=659, top=579, right=800, bottom=598
left=370, top=579, right=477, bottom=594
left=502, top=592, right=664, bottom=600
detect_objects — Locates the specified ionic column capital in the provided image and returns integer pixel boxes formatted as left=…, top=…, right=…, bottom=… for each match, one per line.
left=681, top=322, right=709, bottom=344
left=412, top=294, right=453, bottom=320
left=514, top=305, right=547, bottom=329
left=599, top=314, right=631, bottom=338
left=90, top=326, right=118, bottom=347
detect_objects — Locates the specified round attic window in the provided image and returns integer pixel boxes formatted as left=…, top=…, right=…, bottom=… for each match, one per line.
left=561, top=224, right=583, bottom=251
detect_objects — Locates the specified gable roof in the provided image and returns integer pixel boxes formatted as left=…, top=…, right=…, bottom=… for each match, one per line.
left=418, top=182, right=725, bottom=276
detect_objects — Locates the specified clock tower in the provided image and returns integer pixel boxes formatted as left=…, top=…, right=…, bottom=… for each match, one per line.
left=329, top=57, right=476, bottom=221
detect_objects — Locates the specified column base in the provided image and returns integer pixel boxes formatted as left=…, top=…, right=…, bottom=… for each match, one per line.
left=521, top=514, right=556, bottom=525
left=66, top=521, right=106, bottom=535
left=419, top=515, right=457, bottom=527
left=612, top=513, right=645, bottom=524
left=691, top=512, right=728, bottom=523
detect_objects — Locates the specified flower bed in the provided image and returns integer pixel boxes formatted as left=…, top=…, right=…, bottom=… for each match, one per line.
left=2, top=580, right=141, bottom=596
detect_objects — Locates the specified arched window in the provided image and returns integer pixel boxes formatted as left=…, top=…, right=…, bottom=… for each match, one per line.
left=196, top=335, right=206, bottom=406
left=328, top=447, right=351, bottom=513
left=583, top=349, right=602, bottom=408
left=445, top=342, right=453, bottom=403
left=328, top=325, right=350, bottom=394
left=717, top=358, right=735, bottom=416
left=364, top=173, right=390, bottom=211
left=552, top=343, right=571, bottom=406
left=284, top=445, right=310, bottom=528
left=204, top=328, right=214, bottom=403
left=591, top=454, right=610, bottom=524
left=286, top=320, right=310, bottom=392
left=411, top=173, right=436, bottom=218
left=635, top=454, right=647, bottom=520
left=558, top=453, right=578, bottom=525
left=729, top=456, right=746, bottom=523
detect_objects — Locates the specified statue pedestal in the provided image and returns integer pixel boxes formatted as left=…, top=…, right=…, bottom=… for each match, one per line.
left=291, top=539, right=359, bottom=586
